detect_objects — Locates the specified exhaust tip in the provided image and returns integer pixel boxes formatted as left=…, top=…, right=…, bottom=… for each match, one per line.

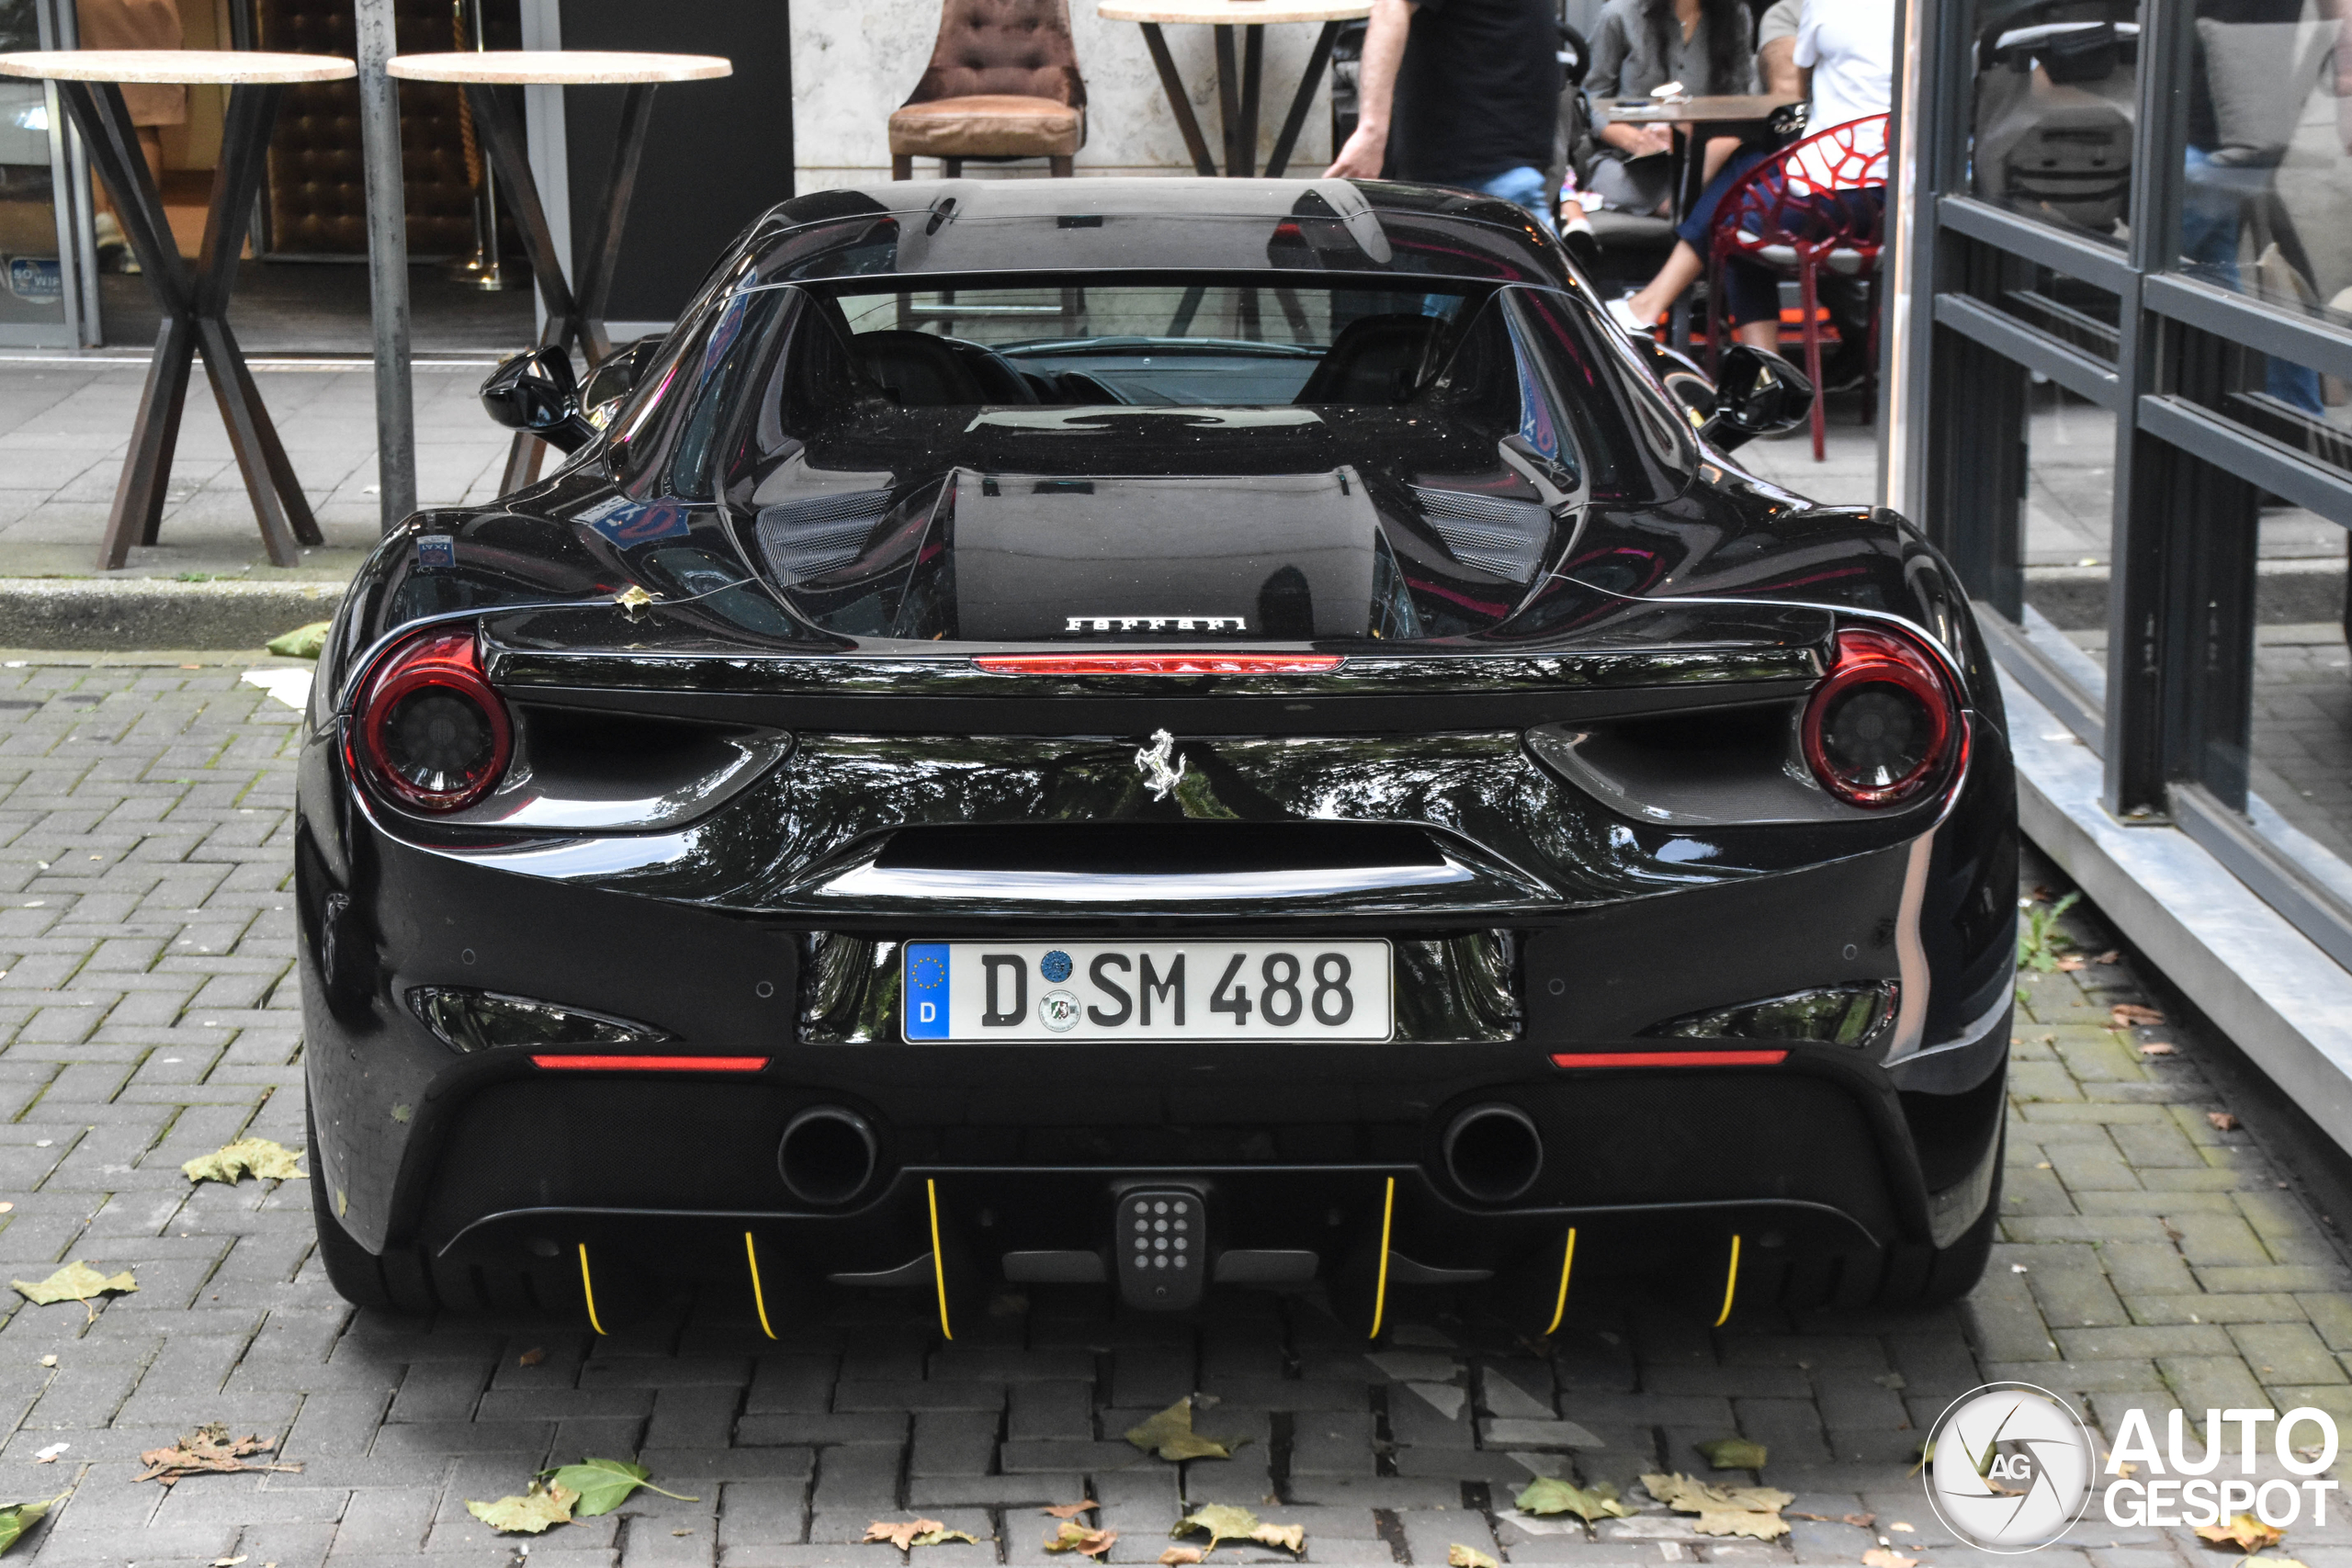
left=1442, top=1103, right=1544, bottom=1203
left=778, top=1107, right=878, bottom=1207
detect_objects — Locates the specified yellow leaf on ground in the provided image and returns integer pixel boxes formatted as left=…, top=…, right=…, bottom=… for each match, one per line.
left=1171, top=1506, right=1304, bottom=1556
left=1044, top=1522, right=1117, bottom=1557
left=466, top=1482, right=576, bottom=1534
left=1695, top=1438, right=1768, bottom=1470
left=1448, top=1547, right=1498, bottom=1568
left=910, top=1529, right=978, bottom=1548
left=1160, top=1551, right=1204, bottom=1566
left=1862, top=1551, right=1917, bottom=1568
left=1126, top=1400, right=1236, bottom=1462
left=1642, top=1473, right=1792, bottom=1540
left=1515, top=1477, right=1630, bottom=1520
left=181, top=1138, right=305, bottom=1185
left=2197, top=1515, right=2283, bottom=1554
left=865, top=1520, right=944, bottom=1551
left=11, top=1263, right=133, bottom=1307
left=1043, top=1503, right=1099, bottom=1520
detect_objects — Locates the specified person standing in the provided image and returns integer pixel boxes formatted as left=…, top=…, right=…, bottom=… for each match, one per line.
left=1323, top=0, right=1565, bottom=227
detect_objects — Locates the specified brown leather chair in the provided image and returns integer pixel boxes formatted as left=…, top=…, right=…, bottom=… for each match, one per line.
left=889, top=0, right=1087, bottom=179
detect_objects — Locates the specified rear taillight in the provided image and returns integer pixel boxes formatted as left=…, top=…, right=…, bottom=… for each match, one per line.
left=350, top=630, right=512, bottom=811
left=1802, top=626, right=1960, bottom=808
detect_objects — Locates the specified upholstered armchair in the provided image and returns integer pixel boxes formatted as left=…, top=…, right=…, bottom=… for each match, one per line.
left=889, top=0, right=1088, bottom=178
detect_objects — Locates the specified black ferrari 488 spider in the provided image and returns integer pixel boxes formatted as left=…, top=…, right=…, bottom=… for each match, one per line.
left=298, top=177, right=2016, bottom=1334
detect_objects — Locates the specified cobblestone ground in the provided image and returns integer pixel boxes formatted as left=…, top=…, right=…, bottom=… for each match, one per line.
left=6, top=658, right=2352, bottom=1568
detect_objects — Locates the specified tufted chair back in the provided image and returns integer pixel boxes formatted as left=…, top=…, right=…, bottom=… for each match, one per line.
left=904, top=0, right=1087, bottom=111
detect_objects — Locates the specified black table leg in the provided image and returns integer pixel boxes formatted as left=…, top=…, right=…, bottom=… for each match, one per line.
left=57, top=80, right=313, bottom=570
left=1237, top=25, right=1261, bottom=179
left=1214, top=26, right=1243, bottom=178
left=1265, top=18, right=1341, bottom=178
left=463, top=81, right=585, bottom=491
left=1139, top=23, right=1217, bottom=176
left=571, top=81, right=657, bottom=366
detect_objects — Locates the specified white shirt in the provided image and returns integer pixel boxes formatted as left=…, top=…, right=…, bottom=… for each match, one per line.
left=1793, top=0, right=1895, bottom=137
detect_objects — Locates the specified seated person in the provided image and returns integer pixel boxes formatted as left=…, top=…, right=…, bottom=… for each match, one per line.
left=1583, top=0, right=1757, bottom=214
left=1607, top=0, right=1892, bottom=352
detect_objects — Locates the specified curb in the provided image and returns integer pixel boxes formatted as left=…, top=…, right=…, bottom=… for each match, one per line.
left=0, top=578, right=344, bottom=650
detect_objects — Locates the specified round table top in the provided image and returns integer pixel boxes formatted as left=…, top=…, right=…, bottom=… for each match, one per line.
left=389, top=50, right=732, bottom=85
left=0, top=49, right=354, bottom=84
left=1098, top=0, right=1371, bottom=23
left=1605, top=93, right=1804, bottom=124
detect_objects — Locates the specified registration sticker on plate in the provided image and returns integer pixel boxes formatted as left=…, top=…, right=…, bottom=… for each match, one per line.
left=901, top=941, right=1393, bottom=1042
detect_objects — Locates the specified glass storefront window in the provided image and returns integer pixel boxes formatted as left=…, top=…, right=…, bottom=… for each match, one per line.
left=2177, top=1, right=2352, bottom=334
left=1967, top=0, right=2140, bottom=244
left=0, top=0, right=70, bottom=337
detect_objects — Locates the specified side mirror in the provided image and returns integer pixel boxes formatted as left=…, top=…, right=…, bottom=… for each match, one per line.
left=480, top=347, right=596, bottom=453
left=1699, top=344, right=1815, bottom=451
left=579, top=336, right=659, bottom=432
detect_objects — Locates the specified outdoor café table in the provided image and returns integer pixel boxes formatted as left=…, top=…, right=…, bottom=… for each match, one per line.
left=1602, top=92, right=1805, bottom=227
left=1098, top=0, right=1370, bottom=178
left=0, top=49, right=355, bottom=570
left=387, top=50, right=730, bottom=490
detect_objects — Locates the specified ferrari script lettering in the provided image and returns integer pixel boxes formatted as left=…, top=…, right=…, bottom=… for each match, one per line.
left=1065, top=615, right=1246, bottom=632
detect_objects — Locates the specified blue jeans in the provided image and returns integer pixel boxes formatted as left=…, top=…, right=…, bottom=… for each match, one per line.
left=2183, top=144, right=2324, bottom=415
left=1476, top=165, right=1555, bottom=234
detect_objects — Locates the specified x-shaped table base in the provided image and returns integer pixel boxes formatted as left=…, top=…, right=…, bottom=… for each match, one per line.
left=54, top=79, right=321, bottom=570
left=1136, top=18, right=1342, bottom=178
left=458, top=79, right=658, bottom=493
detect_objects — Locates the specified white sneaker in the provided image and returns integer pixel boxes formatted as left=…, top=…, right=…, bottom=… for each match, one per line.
left=1606, top=296, right=1654, bottom=334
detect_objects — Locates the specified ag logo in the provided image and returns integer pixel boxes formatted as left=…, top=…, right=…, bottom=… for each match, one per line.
left=1925, top=1383, right=2095, bottom=1552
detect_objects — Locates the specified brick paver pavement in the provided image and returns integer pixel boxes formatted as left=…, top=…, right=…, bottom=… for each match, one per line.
left=5, top=657, right=2352, bottom=1568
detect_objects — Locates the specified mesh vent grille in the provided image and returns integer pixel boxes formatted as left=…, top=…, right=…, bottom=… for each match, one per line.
left=1409, top=487, right=1552, bottom=581
left=755, top=491, right=897, bottom=585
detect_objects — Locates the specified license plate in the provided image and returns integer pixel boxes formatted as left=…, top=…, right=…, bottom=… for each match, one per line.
left=901, top=941, right=1393, bottom=1042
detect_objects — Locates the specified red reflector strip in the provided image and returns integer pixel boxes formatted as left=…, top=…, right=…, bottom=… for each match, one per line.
left=1550, top=1050, right=1789, bottom=1069
left=530, top=1055, right=769, bottom=1073
left=972, top=653, right=1346, bottom=676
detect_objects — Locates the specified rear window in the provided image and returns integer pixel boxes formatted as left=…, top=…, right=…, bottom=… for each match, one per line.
left=824, top=281, right=1476, bottom=408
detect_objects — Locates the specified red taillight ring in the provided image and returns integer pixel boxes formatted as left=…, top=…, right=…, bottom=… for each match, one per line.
left=350, top=629, right=513, bottom=812
left=1802, top=626, right=1959, bottom=808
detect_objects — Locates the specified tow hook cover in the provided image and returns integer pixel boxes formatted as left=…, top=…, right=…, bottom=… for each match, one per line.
left=1117, top=1187, right=1205, bottom=1310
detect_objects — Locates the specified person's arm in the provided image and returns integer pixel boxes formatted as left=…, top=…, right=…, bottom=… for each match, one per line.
left=1324, top=0, right=1418, bottom=178
left=1589, top=10, right=1672, bottom=156
left=1757, top=36, right=1801, bottom=96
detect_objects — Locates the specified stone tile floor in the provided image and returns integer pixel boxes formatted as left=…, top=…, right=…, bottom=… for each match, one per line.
left=3, top=660, right=2352, bottom=1566
left=0, top=357, right=514, bottom=581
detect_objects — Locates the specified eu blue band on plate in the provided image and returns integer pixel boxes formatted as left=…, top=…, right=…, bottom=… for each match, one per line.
left=904, top=942, right=950, bottom=1038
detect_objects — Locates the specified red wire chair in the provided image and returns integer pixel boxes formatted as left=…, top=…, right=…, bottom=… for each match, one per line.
left=1706, top=113, right=1891, bottom=460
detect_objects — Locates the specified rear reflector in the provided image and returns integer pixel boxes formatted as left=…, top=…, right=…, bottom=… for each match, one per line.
left=530, top=1055, right=769, bottom=1073
left=1550, top=1050, right=1789, bottom=1069
left=973, top=653, right=1346, bottom=676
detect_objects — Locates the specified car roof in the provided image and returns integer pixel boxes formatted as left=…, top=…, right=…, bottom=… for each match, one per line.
left=731, top=176, right=1574, bottom=289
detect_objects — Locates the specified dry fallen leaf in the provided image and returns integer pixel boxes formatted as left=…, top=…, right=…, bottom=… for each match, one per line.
left=2209, top=1111, right=2241, bottom=1132
left=467, top=1481, right=576, bottom=1535
left=2112, top=1004, right=2165, bottom=1027
left=1516, top=1476, right=1630, bottom=1520
left=1643, top=1473, right=1793, bottom=1541
left=1862, top=1551, right=1917, bottom=1568
left=11, top=1263, right=133, bottom=1311
left=2139, top=1043, right=2177, bottom=1055
left=2055, top=955, right=2086, bottom=972
left=1160, top=1551, right=1204, bottom=1566
left=180, top=1138, right=304, bottom=1185
left=136, top=1425, right=302, bottom=1485
left=614, top=584, right=656, bottom=620
left=517, top=1347, right=547, bottom=1368
left=2197, top=1514, right=2284, bottom=1554
left=1043, top=1502, right=1100, bottom=1520
left=865, top=1519, right=978, bottom=1552
left=2096, top=950, right=2120, bottom=964
left=1448, top=1548, right=1498, bottom=1568
left=1044, top=1521, right=1117, bottom=1558
left=1695, top=1438, right=1768, bottom=1470
left=1172, top=1506, right=1303, bottom=1556
left=1125, top=1399, right=1236, bottom=1462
